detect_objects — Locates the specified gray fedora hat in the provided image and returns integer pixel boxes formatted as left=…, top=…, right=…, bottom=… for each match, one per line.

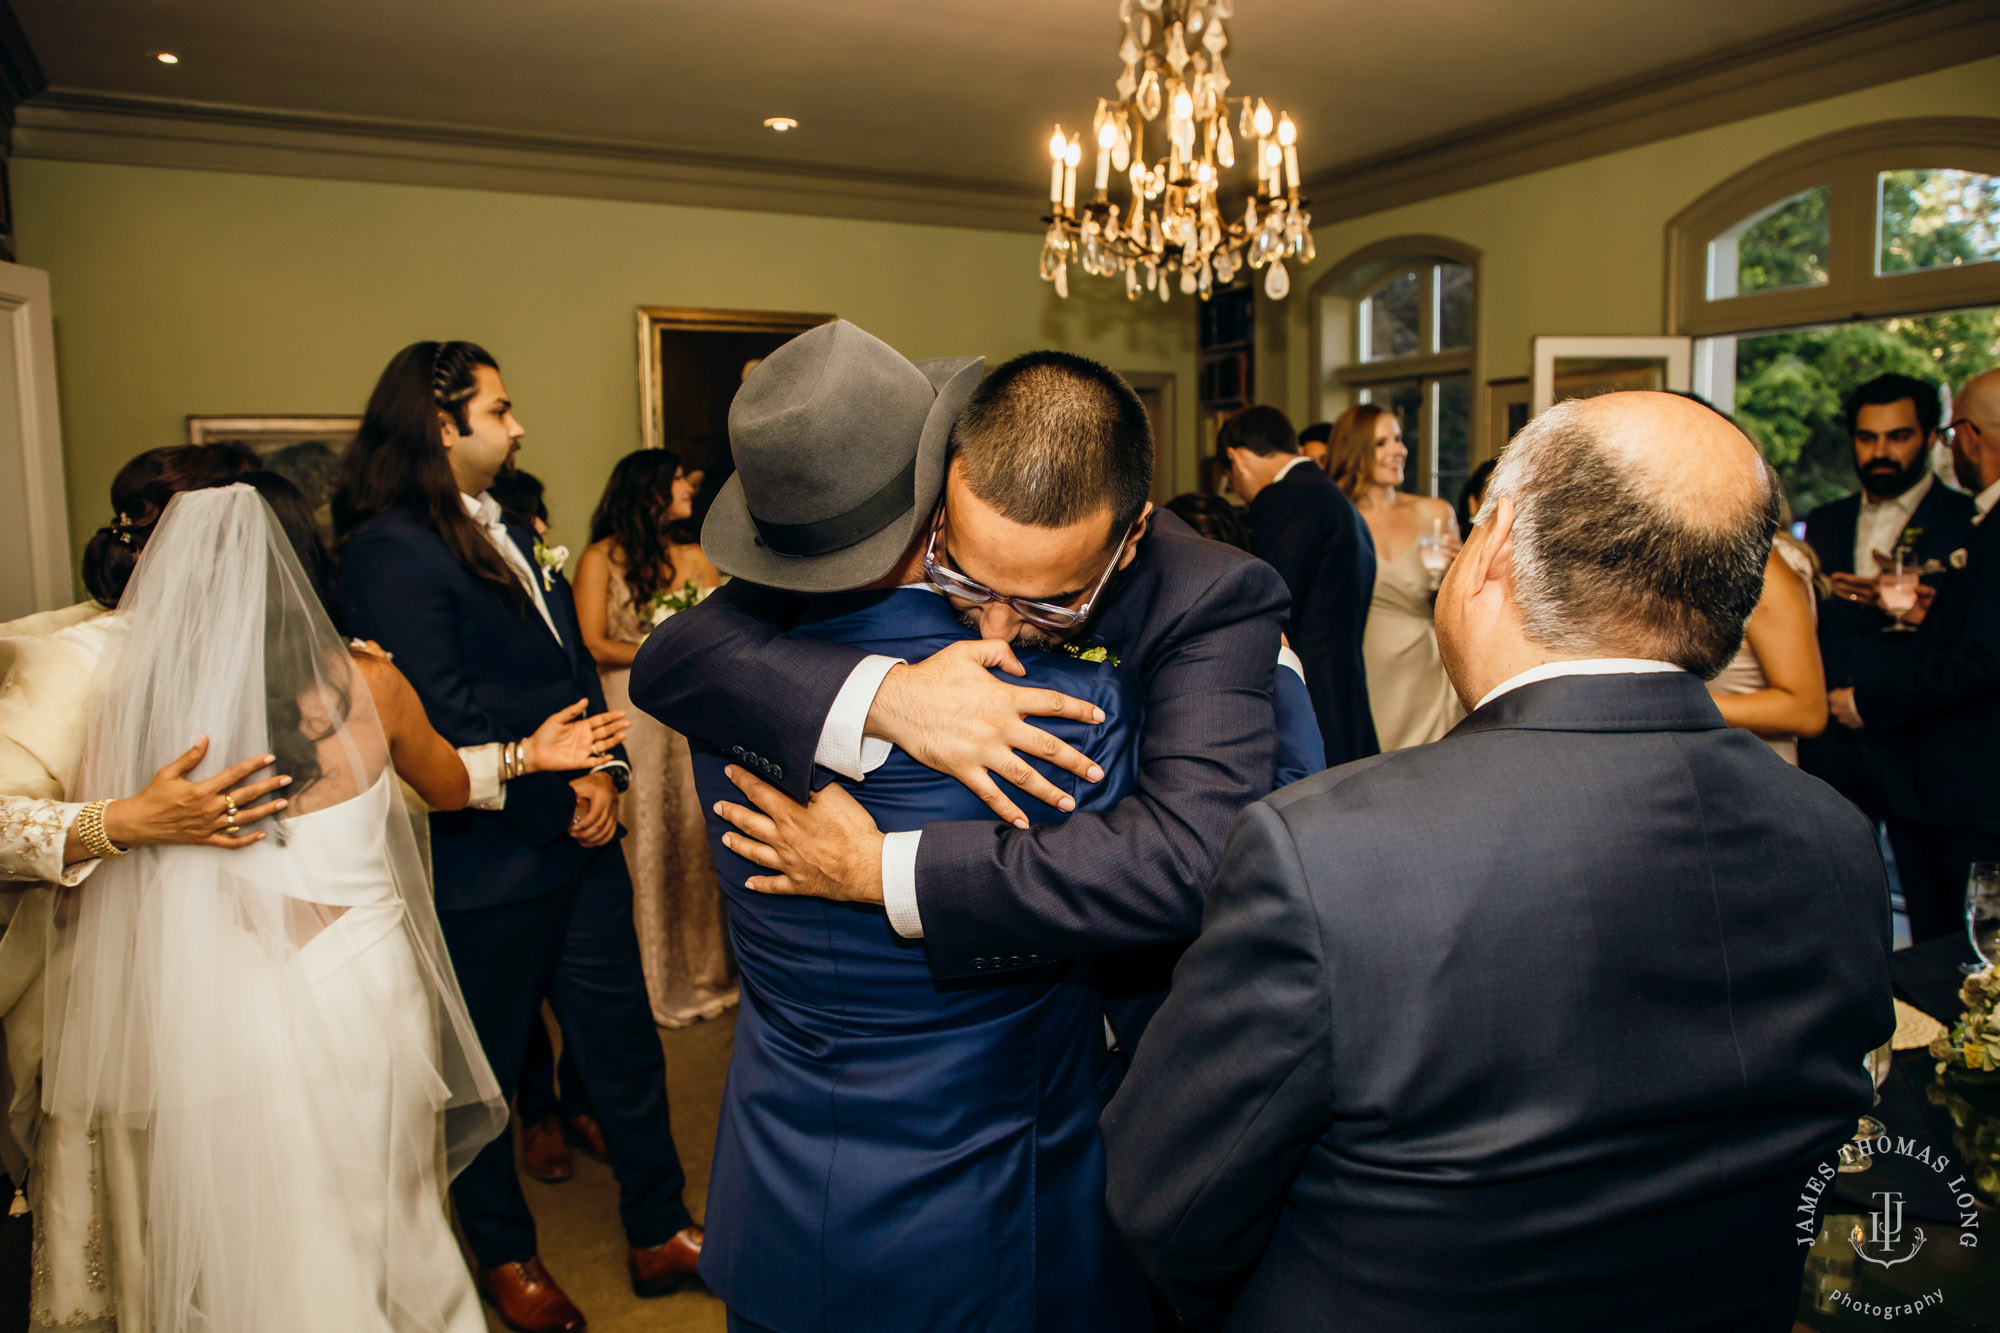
left=703, top=320, right=983, bottom=593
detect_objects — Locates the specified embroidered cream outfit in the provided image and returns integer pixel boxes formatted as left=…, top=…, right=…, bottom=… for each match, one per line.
left=0, top=603, right=143, bottom=1332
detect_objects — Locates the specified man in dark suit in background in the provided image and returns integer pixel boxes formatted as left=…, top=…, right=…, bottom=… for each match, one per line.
left=336, top=342, right=703, bottom=1333
left=1219, top=405, right=1379, bottom=766
left=632, top=328, right=1287, bottom=1054
left=1801, top=372, right=1973, bottom=817
left=1105, top=392, right=1892, bottom=1333
left=1833, top=367, right=2000, bottom=942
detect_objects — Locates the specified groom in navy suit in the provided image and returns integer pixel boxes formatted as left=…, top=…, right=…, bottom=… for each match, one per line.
left=633, top=332, right=1288, bottom=1062
left=335, top=342, right=701, bottom=1333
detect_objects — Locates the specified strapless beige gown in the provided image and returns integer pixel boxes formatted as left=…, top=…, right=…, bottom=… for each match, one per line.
left=1362, top=541, right=1465, bottom=751
left=600, top=563, right=738, bottom=1029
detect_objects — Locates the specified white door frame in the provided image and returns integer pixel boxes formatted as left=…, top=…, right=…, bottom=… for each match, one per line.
left=0, top=261, right=70, bottom=611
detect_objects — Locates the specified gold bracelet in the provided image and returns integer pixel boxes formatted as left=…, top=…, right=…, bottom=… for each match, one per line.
left=76, top=800, right=128, bottom=859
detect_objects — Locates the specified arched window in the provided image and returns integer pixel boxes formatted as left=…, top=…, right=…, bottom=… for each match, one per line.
left=1310, top=237, right=1479, bottom=500
left=1666, top=118, right=2000, bottom=514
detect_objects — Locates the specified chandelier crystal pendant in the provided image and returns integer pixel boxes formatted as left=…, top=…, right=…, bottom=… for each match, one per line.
left=1040, top=0, right=1313, bottom=304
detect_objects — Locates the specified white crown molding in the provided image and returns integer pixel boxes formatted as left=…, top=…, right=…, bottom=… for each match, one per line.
left=9, top=1, right=1997, bottom=234
left=11, top=89, right=1049, bottom=232
left=1302, top=0, right=2000, bottom=223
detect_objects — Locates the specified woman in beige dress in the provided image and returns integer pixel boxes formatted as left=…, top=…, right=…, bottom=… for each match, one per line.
left=1326, top=405, right=1466, bottom=750
left=574, top=450, right=738, bottom=1029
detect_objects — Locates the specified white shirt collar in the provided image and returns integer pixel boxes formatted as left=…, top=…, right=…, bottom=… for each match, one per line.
left=1276, top=455, right=1314, bottom=482
left=1475, top=658, right=1684, bottom=711
left=463, top=490, right=501, bottom=525
left=1975, top=478, right=2000, bottom=524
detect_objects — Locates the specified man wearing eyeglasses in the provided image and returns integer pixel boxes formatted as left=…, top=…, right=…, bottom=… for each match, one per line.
left=633, top=327, right=1287, bottom=1056
left=1831, top=367, right=2000, bottom=943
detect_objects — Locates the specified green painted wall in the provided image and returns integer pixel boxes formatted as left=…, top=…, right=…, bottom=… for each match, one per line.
left=1270, top=53, right=2000, bottom=447
left=12, top=161, right=1197, bottom=581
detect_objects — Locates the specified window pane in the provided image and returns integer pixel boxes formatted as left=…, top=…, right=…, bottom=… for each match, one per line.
left=1356, top=380, right=1424, bottom=492
left=1435, top=376, right=1471, bottom=502
left=1363, top=269, right=1421, bottom=361
left=1437, top=264, right=1473, bottom=352
left=1706, top=185, right=1831, bottom=300
left=1879, top=168, right=2000, bottom=275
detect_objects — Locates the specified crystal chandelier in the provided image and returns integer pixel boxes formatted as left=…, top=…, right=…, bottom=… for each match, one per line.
left=1039, top=0, right=1313, bottom=304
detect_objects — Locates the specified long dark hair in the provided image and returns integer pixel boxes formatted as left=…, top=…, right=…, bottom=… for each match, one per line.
left=82, top=444, right=259, bottom=606
left=239, top=470, right=346, bottom=801
left=331, top=340, right=529, bottom=613
left=588, top=449, right=683, bottom=613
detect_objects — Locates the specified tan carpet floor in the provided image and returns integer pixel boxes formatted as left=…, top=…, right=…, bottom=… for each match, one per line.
left=480, top=1010, right=736, bottom=1333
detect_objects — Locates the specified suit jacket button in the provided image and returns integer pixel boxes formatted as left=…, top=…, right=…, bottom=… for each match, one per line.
left=771, top=765, right=784, bottom=781
left=730, top=746, right=746, bottom=759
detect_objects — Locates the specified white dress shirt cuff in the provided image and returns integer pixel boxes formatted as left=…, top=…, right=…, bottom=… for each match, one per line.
left=814, top=654, right=903, bottom=781
left=881, top=830, right=924, bottom=938
left=458, top=743, right=507, bottom=811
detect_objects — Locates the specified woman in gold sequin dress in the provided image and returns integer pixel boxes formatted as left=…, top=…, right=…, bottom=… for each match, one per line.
left=574, top=450, right=738, bottom=1029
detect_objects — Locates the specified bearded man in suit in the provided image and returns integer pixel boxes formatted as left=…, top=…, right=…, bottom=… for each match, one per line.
left=1800, top=372, right=1973, bottom=818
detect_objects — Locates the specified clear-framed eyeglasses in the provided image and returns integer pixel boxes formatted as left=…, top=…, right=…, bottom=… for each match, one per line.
left=920, top=505, right=1134, bottom=633
left=1942, top=418, right=1984, bottom=451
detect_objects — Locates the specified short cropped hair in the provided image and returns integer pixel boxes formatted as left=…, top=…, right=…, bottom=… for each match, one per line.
left=951, top=350, right=1153, bottom=542
left=1299, top=421, right=1334, bottom=447
left=1216, top=405, right=1300, bottom=462
left=1845, top=372, right=1942, bottom=438
left=1480, top=397, right=1779, bottom=679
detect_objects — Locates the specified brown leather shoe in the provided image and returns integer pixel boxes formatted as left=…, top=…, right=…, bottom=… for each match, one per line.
left=479, top=1256, right=585, bottom=1333
left=519, top=1116, right=573, bottom=1183
left=628, top=1225, right=704, bottom=1298
left=563, top=1113, right=609, bottom=1159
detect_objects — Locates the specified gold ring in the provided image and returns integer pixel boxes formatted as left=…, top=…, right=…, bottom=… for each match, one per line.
left=223, top=794, right=239, bottom=817
left=224, top=824, right=242, bottom=838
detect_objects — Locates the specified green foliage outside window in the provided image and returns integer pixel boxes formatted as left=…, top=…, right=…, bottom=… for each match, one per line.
left=1731, top=172, right=2000, bottom=517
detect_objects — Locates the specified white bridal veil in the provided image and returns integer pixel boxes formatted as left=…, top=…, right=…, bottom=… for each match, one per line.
left=42, top=484, right=506, bottom=1332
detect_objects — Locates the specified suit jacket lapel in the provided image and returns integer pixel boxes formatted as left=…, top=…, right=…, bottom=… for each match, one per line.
left=1822, top=495, right=1860, bottom=576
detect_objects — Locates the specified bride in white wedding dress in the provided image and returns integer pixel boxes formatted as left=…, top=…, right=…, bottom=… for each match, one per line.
left=37, top=483, right=580, bottom=1332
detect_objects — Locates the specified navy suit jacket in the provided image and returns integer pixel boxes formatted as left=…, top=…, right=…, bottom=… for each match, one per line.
left=694, top=588, right=1147, bottom=1333
left=1105, top=672, right=1893, bottom=1333
left=1245, top=462, right=1379, bottom=766
left=1854, top=510, right=2000, bottom=833
left=339, top=509, right=623, bottom=911
left=1802, top=481, right=1974, bottom=688
left=632, top=510, right=1287, bottom=996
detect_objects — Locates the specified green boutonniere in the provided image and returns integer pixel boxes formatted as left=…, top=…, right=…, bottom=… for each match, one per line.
left=1899, top=524, right=1926, bottom=549
left=1060, top=641, right=1121, bottom=667
left=531, top=539, right=569, bottom=591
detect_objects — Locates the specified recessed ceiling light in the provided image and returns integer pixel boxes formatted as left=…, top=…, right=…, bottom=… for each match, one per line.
left=763, top=117, right=797, bottom=133
left=152, top=51, right=180, bottom=65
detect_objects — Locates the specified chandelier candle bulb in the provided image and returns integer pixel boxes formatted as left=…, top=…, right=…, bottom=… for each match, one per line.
left=1097, top=121, right=1117, bottom=192
left=1063, top=136, right=1082, bottom=212
left=1049, top=127, right=1066, bottom=204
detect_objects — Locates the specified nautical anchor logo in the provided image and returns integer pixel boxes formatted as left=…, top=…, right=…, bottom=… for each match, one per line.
left=1850, top=1190, right=1927, bottom=1268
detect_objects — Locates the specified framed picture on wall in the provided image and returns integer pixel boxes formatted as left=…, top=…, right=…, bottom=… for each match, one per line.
left=186, top=415, right=360, bottom=527
left=1529, top=335, right=1692, bottom=415
left=636, top=307, right=833, bottom=528
left=1486, top=378, right=1531, bottom=451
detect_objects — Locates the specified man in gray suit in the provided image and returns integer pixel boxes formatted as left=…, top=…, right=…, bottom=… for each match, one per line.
left=1104, top=392, right=1894, bottom=1333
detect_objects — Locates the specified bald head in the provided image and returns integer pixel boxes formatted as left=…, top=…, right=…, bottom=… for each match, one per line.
left=1951, top=368, right=2000, bottom=493
left=1479, top=391, right=1780, bottom=678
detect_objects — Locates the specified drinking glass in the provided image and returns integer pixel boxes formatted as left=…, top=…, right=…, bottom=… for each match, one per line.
left=1417, top=517, right=1450, bottom=591
left=1968, top=862, right=2000, bottom=968
left=1878, top=546, right=1919, bottom=634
